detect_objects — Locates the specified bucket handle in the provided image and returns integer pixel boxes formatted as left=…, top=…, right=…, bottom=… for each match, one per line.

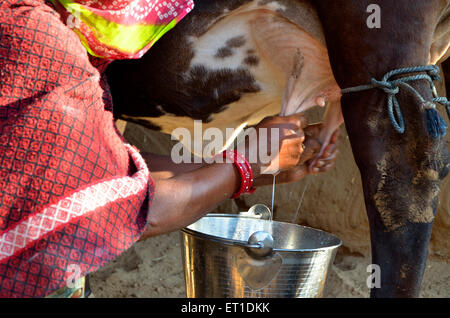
left=232, top=231, right=274, bottom=258
left=239, top=204, right=271, bottom=220
left=232, top=240, right=264, bottom=250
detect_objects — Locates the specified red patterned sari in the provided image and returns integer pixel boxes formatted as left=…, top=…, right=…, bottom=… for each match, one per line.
left=0, top=0, right=193, bottom=297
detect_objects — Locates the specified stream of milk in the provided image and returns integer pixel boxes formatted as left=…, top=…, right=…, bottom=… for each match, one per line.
left=268, top=174, right=275, bottom=235
left=269, top=174, right=311, bottom=235
left=292, top=177, right=310, bottom=224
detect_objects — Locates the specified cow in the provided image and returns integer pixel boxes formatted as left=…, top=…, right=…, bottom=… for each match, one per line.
left=106, top=0, right=450, bottom=297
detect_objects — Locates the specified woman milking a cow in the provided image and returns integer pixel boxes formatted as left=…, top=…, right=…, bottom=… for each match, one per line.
left=0, top=0, right=340, bottom=297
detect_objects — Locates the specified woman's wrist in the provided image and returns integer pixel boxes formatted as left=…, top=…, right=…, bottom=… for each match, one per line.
left=227, top=158, right=243, bottom=198
left=218, top=150, right=256, bottom=198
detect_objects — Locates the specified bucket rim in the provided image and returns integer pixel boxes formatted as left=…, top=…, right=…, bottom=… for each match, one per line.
left=181, top=214, right=342, bottom=253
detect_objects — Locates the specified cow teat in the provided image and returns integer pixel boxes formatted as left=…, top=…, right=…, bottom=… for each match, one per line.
left=315, top=95, right=327, bottom=107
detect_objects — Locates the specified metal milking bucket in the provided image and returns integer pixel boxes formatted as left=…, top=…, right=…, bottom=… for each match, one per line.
left=180, top=204, right=341, bottom=298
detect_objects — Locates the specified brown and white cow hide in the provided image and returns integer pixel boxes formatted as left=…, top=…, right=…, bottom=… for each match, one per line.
left=107, top=0, right=343, bottom=159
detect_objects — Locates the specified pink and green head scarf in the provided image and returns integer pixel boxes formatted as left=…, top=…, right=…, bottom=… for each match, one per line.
left=52, top=0, right=194, bottom=59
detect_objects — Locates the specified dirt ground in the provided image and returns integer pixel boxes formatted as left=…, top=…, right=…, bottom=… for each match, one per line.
left=89, top=119, right=449, bottom=298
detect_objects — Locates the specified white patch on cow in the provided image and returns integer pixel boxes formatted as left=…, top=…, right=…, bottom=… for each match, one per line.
left=187, top=29, right=253, bottom=72
left=255, top=0, right=287, bottom=12
left=186, top=0, right=286, bottom=74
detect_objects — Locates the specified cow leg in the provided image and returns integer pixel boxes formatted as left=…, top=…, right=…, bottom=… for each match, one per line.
left=443, top=58, right=450, bottom=94
left=347, top=96, right=449, bottom=297
left=315, top=0, right=450, bottom=297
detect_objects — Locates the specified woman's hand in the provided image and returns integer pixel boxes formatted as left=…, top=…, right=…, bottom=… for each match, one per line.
left=243, top=114, right=308, bottom=178
left=306, top=124, right=340, bottom=175
left=253, top=124, right=340, bottom=186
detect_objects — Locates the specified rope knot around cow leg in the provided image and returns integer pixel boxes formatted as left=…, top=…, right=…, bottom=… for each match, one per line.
left=341, top=64, right=450, bottom=138
left=427, top=65, right=441, bottom=81
left=370, top=78, right=400, bottom=95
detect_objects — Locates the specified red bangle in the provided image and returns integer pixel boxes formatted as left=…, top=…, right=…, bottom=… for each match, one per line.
left=219, top=150, right=256, bottom=199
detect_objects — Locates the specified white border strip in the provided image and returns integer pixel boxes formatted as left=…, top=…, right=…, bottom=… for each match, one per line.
left=0, top=144, right=149, bottom=261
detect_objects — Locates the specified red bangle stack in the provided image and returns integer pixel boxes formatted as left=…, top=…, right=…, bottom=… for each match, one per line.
left=220, top=150, right=256, bottom=199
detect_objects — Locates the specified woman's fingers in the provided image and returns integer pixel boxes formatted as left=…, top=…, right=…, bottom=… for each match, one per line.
left=281, top=135, right=305, bottom=166
left=310, top=161, right=336, bottom=175
left=303, top=123, right=321, bottom=138
left=318, top=144, right=338, bottom=161
left=253, top=115, right=340, bottom=179
left=299, top=137, right=321, bottom=164
left=272, top=114, right=308, bottom=169
left=314, top=151, right=338, bottom=167
left=253, top=165, right=309, bottom=186
left=275, top=165, right=309, bottom=184
left=310, top=126, right=340, bottom=161
left=305, top=126, right=340, bottom=174
left=326, top=127, right=340, bottom=145
left=273, top=114, right=308, bottom=141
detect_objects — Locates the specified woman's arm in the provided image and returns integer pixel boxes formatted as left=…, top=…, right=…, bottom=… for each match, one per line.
left=142, top=153, right=206, bottom=180
left=141, top=161, right=240, bottom=238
